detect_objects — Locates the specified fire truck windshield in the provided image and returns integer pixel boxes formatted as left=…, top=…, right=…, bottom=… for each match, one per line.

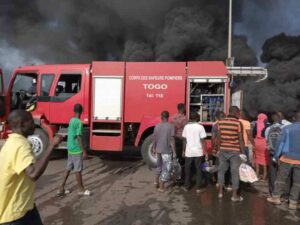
left=10, top=73, right=37, bottom=110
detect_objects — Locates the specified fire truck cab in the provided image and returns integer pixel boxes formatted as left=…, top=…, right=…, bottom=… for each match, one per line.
left=0, top=61, right=267, bottom=167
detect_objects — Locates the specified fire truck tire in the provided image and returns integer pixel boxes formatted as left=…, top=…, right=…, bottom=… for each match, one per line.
left=141, top=135, right=157, bottom=168
left=28, top=128, right=49, bottom=160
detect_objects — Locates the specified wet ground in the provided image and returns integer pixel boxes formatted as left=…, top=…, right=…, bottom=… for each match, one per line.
left=35, top=153, right=300, bottom=225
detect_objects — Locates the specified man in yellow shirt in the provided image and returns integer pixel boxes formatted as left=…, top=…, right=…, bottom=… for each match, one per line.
left=0, top=110, right=62, bottom=225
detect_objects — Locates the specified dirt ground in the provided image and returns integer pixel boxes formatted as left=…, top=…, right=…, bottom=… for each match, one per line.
left=33, top=153, right=300, bottom=225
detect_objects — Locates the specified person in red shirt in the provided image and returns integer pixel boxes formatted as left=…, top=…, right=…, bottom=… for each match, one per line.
left=171, top=103, right=188, bottom=167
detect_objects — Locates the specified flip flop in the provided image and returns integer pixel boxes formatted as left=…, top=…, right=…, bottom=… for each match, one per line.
left=231, top=196, right=244, bottom=202
left=57, top=189, right=71, bottom=196
left=157, top=188, right=165, bottom=193
left=78, top=190, right=91, bottom=196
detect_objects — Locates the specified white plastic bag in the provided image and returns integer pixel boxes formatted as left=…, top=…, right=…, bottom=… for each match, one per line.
left=239, top=163, right=258, bottom=183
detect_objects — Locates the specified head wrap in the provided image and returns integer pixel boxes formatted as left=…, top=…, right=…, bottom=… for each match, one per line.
left=257, top=113, right=268, bottom=138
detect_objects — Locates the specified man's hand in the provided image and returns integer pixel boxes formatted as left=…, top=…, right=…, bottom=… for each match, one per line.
left=83, top=150, right=88, bottom=160
left=182, top=151, right=185, bottom=158
left=205, top=154, right=209, bottom=161
left=173, top=152, right=177, bottom=160
left=212, top=149, right=217, bottom=156
left=51, top=135, right=63, bottom=147
left=152, top=146, right=156, bottom=155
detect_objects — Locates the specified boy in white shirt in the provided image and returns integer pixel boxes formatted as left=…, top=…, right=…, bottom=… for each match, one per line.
left=182, top=111, right=207, bottom=193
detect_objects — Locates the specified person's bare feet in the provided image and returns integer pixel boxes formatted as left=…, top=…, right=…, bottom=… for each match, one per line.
left=218, top=184, right=223, bottom=198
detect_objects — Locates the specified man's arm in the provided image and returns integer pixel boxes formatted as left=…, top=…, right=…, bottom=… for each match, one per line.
left=182, top=138, right=186, bottom=158
left=238, top=132, right=245, bottom=154
left=25, top=136, right=62, bottom=181
left=78, top=136, right=88, bottom=159
left=152, top=127, right=157, bottom=153
left=201, top=139, right=208, bottom=160
left=170, top=136, right=176, bottom=158
left=274, top=129, right=286, bottom=160
left=216, top=126, right=221, bottom=153
left=246, top=129, right=255, bottom=148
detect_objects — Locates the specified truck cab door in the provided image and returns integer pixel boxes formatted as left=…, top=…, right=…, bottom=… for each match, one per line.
left=0, top=69, right=5, bottom=118
left=48, top=70, right=89, bottom=124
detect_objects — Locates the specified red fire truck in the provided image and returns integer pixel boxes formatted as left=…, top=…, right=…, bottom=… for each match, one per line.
left=0, top=61, right=267, bottom=167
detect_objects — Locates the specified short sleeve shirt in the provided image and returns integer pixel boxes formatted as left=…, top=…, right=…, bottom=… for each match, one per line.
left=182, top=122, right=207, bottom=157
left=239, top=119, right=251, bottom=146
left=0, top=133, right=35, bottom=223
left=67, top=117, right=83, bottom=154
left=218, top=117, right=242, bottom=151
left=153, top=122, right=175, bottom=154
left=171, top=113, right=188, bottom=138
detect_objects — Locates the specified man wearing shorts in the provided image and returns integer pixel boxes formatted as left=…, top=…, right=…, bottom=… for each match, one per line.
left=58, top=104, right=91, bottom=196
left=153, top=111, right=176, bottom=192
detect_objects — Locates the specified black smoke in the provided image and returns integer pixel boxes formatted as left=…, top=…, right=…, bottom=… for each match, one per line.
left=0, top=0, right=256, bottom=83
left=243, top=33, right=300, bottom=118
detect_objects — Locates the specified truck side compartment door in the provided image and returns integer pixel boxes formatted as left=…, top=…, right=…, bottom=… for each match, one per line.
left=90, top=61, right=125, bottom=151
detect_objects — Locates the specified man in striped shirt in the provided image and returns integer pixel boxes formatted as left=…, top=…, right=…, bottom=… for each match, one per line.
left=216, top=106, right=245, bottom=202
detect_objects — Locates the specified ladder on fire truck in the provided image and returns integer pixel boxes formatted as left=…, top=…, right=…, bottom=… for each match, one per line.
left=227, top=66, right=268, bottom=82
left=227, top=66, right=268, bottom=109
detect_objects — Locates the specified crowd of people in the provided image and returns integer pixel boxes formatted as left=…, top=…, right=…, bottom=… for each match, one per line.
left=153, top=103, right=300, bottom=209
left=1, top=103, right=300, bottom=224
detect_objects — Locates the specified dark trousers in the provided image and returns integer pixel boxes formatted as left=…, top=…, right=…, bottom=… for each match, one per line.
left=268, top=154, right=278, bottom=194
left=269, top=155, right=292, bottom=197
left=185, top=156, right=203, bottom=189
left=273, top=162, right=300, bottom=203
left=175, top=137, right=184, bottom=166
left=1, top=205, right=43, bottom=225
left=217, top=151, right=241, bottom=190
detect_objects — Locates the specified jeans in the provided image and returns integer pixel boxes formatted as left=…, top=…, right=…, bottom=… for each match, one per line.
left=273, top=161, right=300, bottom=203
left=217, top=150, right=241, bottom=190
left=185, top=156, right=204, bottom=189
left=1, top=205, right=43, bottom=225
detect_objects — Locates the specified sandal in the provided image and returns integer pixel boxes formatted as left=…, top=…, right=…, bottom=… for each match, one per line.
left=231, top=196, right=243, bottom=202
left=157, top=188, right=165, bottom=193
left=57, top=189, right=71, bottom=196
left=218, top=193, right=223, bottom=199
left=78, top=190, right=91, bottom=196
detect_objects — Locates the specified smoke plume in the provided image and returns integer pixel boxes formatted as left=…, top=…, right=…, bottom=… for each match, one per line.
left=243, top=33, right=300, bottom=118
left=0, top=0, right=256, bottom=84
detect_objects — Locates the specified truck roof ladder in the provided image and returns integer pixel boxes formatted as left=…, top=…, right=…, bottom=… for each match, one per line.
left=227, top=66, right=268, bottom=82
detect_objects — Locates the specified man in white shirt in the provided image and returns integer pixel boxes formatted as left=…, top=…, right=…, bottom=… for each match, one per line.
left=182, top=111, right=207, bottom=193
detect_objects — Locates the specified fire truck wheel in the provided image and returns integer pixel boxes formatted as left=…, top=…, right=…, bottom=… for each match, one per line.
left=141, top=135, right=157, bottom=168
left=28, top=128, right=49, bottom=160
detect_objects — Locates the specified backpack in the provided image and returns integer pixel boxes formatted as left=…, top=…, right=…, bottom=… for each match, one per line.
left=267, top=125, right=282, bottom=154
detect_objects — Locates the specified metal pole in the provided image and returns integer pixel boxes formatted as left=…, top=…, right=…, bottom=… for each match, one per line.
left=228, top=0, right=232, bottom=59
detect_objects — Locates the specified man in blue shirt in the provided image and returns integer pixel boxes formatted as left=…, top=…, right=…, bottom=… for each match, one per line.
left=267, top=110, right=300, bottom=210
